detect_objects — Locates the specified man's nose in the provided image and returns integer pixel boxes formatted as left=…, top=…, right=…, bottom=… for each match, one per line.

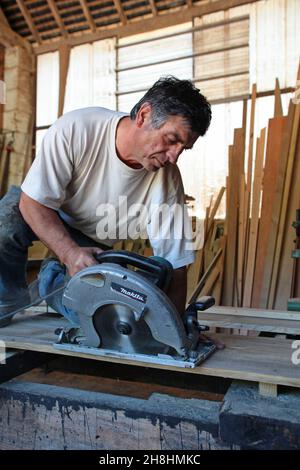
left=167, top=145, right=183, bottom=164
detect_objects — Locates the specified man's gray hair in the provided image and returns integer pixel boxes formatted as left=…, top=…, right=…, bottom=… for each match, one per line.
left=130, top=76, right=211, bottom=136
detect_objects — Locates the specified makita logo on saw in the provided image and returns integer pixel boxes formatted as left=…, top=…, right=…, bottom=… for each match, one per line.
left=111, top=282, right=147, bottom=303
left=120, top=287, right=143, bottom=301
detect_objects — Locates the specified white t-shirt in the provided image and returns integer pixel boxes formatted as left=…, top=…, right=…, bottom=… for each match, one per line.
left=21, top=107, right=195, bottom=269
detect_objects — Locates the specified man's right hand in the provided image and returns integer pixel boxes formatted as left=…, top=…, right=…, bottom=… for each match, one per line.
left=61, top=246, right=104, bottom=277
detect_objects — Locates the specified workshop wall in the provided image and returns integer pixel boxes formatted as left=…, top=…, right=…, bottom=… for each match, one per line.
left=1, top=45, right=35, bottom=192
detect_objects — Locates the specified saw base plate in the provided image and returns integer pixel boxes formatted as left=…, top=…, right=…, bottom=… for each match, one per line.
left=53, top=341, right=216, bottom=369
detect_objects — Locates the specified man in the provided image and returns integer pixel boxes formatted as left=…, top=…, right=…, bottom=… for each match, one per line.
left=0, top=76, right=211, bottom=327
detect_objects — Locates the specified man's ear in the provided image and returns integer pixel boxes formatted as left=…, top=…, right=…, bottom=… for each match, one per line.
left=136, top=102, right=152, bottom=128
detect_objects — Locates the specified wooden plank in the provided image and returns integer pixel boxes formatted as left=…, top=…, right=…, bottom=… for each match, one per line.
left=273, top=114, right=300, bottom=309
left=223, top=130, right=243, bottom=306
left=268, top=98, right=300, bottom=308
left=187, top=249, right=203, bottom=302
left=259, top=102, right=295, bottom=308
left=212, top=235, right=226, bottom=305
left=197, top=312, right=300, bottom=335
left=0, top=310, right=299, bottom=388
left=206, top=305, right=300, bottom=320
left=189, top=248, right=222, bottom=303
left=274, top=78, right=283, bottom=117
left=237, top=174, right=246, bottom=306
left=251, top=116, right=287, bottom=307
left=243, top=84, right=256, bottom=280
left=243, top=128, right=266, bottom=307
left=206, top=186, right=225, bottom=235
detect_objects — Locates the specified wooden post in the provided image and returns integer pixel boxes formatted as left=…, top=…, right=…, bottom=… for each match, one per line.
left=58, top=44, right=70, bottom=117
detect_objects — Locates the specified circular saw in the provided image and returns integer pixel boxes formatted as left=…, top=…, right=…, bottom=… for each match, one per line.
left=54, top=251, right=217, bottom=368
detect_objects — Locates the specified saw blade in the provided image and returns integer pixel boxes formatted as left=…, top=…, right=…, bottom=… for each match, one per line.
left=93, top=303, right=170, bottom=356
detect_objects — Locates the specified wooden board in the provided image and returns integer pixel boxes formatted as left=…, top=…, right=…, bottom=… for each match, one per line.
left=0, top=309, right=299, bottom=388
left=251, top=116, right=287, bottom=307
left=260, top=102, right=296, bottom=308
left=197, top=312, right=300, bottom=335
left=243, top=128, right=266, bottom=307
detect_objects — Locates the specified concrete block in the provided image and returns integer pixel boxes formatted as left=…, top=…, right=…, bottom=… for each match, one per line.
left=0, top=380, right=229, bottom=450
left=220, top=380, right=300, bottom=449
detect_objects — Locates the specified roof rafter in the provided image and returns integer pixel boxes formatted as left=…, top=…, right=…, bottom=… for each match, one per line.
left=0, top=6, right=32, bottom=52
left=0, top=6, right=10, bottom=27
left=46, top=0, right=68, bottom=38
left=33, top=0, right=258, bottom=54
left=15, top=0, right=41, bottom=44
left=113, top=0, right=127, bottom=26
left=149, top=0, right=158, bottom=16
left=78, top=0, right=96, bottom=32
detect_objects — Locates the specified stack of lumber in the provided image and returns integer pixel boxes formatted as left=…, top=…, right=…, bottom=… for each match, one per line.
left=188, top=64, right=300, bottom=310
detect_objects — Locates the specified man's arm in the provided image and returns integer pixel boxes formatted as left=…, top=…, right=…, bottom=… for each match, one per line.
left=166, top=266, right=187, bottom=316
left=19, top=192, right=103, bottom=276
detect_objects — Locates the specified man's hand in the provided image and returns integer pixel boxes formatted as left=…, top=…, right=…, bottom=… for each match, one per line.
left=19, top=192, right=104, bottom=277
left=62, top=246, right=104, bottom=276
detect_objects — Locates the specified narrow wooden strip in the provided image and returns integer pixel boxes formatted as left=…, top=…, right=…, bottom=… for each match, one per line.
left=206, top=186, right=225, bottom=234
left=274, top=78, right=283, bottom=117
left=188, top=248, right=222, bottom=303
left=243, top=128, right=266, bottom=307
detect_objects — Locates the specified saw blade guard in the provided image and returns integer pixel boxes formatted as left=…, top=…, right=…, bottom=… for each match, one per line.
left=62, top=259, right=190, bottom=357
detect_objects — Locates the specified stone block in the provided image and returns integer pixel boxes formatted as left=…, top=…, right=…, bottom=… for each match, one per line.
left=220, top=380, right=300, bottom=449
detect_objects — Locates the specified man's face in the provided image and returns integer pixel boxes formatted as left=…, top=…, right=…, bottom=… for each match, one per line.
left=133, top=109, right=199, bottom=172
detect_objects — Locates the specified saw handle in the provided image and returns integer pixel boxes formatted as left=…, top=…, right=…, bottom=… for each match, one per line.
left=94, top=250, right=173, bottom=290
left=186, top=296, right=215, bottom=314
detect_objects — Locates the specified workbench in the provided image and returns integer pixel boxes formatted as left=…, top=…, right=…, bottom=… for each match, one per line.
left=0, top=306, right=299, bottom=450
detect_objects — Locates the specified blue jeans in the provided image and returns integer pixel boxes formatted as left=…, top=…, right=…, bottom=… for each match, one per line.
left=0, top=186, right=108, bottom=316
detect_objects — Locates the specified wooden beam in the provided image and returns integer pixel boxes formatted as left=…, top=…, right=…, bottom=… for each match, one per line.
left=0, top=6, right=10, bottom=27
left=58, top=44, right=70, bottom=117
left=16, top=0, right=41, bottom=44
left=149, top=0, right=158, bottom=16
left=78, top=0, right=96, bottom=33
left=187, top=0, right=193, bottom=7
left=33, top=0, right=258, bottom=54
left=113, top=0, right=127, bottom=25
left=0, top=20, right=32, bottom=52
left=46, top=0, right=68, bottom=38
